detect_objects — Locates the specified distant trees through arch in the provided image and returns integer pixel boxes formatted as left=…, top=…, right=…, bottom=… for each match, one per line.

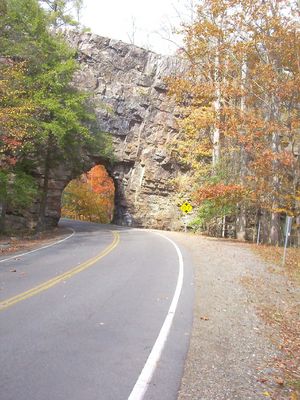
left=62, top=165, right=115, bottom=224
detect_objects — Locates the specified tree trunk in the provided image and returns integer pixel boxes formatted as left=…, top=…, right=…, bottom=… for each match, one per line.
left=212, top=45, right=221, bottom=168
left=270, top=211, right=280, bottom=245
left=222, top=215, right=226, bottom=238
left=269, top=93, right=281, bottom=245
left=260, top=209, right=270, bottom=244
left=36, top=161, right=50, bottom=232
left=236, top=59, right=247, bottom=241
left=270, top=130, right=281, bottom=245
left=296, top=215, right=300, bottom=247
left=294, top=154, right=300, bottom=247
left=36, top=135, right=52, bottom=232
left=236, top=205, right=247, bottom=241
left=0, top=199, right=7, bottom=233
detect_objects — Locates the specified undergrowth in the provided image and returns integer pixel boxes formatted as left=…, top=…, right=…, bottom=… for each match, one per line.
left=250, top=245, right=300, bottom=399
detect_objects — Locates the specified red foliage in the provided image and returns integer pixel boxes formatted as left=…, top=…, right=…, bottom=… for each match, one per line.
left=194, top=183, right=246, bottom=204
left=87, top=165, right=115, bottom=196
left=62, top=165, right=115, bottom=224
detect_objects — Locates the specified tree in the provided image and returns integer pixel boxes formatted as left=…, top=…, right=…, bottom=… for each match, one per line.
left=62, top=165, right=115, bottom=223
left=239, top=0, right=300, bottom=244
left=0, top=0, right=113, bottom=231
left=0, top=59, right=39, bottom=231
left=39, top=0, right=84, bottom=27
left=168, top=0, right=300, bottom=245
left=0, top=170, right=37, bottom=232
left=0, top=61, right=35, bottom=167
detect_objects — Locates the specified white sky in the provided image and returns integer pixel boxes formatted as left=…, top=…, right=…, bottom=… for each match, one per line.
left=80, top=0, right=194, bottom=55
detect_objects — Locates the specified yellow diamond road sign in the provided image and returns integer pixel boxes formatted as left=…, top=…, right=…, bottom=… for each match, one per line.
left=180, top=201, right=193, bottom=214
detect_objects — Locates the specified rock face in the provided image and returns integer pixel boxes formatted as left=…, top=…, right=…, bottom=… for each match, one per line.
left=64, top=32, right=186, bottom=230
left=8, top=32, right=187, bottom=231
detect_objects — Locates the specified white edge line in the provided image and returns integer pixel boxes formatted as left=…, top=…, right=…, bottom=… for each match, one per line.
left=128, top=231, right=184, bottom=400
left=0, top=228, right=75, bottom=264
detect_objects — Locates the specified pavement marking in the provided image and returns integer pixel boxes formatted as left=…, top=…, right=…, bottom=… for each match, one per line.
left=0, top=228, right=75, bottom=264
left=0, top=231, right=120, bottom=312
left=128, top=231, right=184, bottom=400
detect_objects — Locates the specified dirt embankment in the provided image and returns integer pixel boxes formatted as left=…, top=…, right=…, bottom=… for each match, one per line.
left=0, top=227, right=72, bottom=257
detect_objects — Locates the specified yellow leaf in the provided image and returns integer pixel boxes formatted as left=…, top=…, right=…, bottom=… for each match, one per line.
left=263, top=392, right=271, bottom=397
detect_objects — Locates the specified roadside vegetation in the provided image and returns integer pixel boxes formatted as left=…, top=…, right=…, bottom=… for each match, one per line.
left=168, top=0, right=299, bottom=247
left=62, top=165, right=115, bottom=224
left=244, top=245, right=300, bottom=398
left=0, top=0, right=113, bottom=233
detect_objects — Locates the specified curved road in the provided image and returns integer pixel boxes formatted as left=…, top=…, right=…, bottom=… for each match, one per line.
left=0, top=219, right=194, bottom=400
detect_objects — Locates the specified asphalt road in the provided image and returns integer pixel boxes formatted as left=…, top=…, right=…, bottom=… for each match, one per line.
left=0, top=219, right=194, bottom=400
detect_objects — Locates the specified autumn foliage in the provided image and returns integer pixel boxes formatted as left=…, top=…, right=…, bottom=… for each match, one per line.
left=0, top=61, right=35, bottom=167
left=0, top=0, right=116, bottom=232
left=194, top=183, right=246, bottom=205
left=62, top=165, right=115, bottom=224
left=168, top=0, right=300, bottom=244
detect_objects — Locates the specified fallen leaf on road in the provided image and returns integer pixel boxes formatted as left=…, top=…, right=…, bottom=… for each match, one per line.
left=257, top=377, right=268, bottom=383
left=200, top=316, right=209, bottom=321
left=263, top=391, right=271, bottom=397
left=10, top=268, right=17, bottom=272
left=275, top=376, right=284, bottom=385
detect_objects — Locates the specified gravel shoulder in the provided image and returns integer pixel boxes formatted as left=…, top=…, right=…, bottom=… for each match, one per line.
left=166, top=231, right=299, bottom=400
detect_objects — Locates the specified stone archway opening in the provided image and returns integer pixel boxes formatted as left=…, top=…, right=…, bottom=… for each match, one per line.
left=61, top=165, right=115, bottom=224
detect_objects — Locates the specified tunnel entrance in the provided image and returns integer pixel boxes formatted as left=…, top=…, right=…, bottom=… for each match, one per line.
left=61, top=165, right=115, bottom=224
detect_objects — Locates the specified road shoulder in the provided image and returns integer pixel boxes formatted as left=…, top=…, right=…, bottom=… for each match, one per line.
left=166, top=232, right=299, bottom=400
left=0, top=226, right=72, bottom=258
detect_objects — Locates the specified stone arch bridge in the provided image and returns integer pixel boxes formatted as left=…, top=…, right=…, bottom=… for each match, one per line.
left=24, top=32, right=186, bottom=230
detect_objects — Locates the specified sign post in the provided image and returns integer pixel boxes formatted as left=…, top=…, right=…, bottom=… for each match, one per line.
left=180, top=201, right=193, bottom=233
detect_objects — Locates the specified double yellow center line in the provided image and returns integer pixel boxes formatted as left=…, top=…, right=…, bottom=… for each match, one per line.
left=0, top=231, right=120, bottom=312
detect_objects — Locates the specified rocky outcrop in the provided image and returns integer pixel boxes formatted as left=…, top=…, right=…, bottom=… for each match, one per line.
left=64, top=32, right=186, bottom=230
left=8, top=32, right=187, bottom=231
